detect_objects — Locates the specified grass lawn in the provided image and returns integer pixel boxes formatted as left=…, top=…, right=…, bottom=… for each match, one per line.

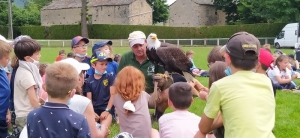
left=38, top=46, right=300, bottom=138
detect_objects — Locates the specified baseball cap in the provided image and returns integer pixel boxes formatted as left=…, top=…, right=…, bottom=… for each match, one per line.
left=92, top=41, right=113, bottom=54
left=259, top=48, right=274, bottom=69
left=90, top=51, right=113, bottom=63
left=225, top=32, right=260, bottom=60
left=0, top=34, right=13, bottom=43
left=219, top=45, right=226, bottom=56
left=60, top=58, right=90, bottom=74
left=128, top=31, right=146, bottom=47
left=71, top=36, right=89, bottom=48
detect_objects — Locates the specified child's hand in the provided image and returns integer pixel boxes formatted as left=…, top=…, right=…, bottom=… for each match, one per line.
left=100, top=111, right=110, bottom=120
left=6, top=113, right=11, bottom=125
left=200, top=87, right=209, bottom=93
left=94, top=113, right=100, bottom=122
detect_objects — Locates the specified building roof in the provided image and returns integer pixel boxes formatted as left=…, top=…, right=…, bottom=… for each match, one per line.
left=42, top=0, right=137, bottom=10
left=169, top=0, right=214, bottom=7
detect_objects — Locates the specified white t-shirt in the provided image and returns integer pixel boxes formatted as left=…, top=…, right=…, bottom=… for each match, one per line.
left=14, top=67, right=37, bottom=118
left=267, top=65, right=291, bottom=84
left=20, top=94, right=91, bottom=138
left=159, top=110, right=201, bottom=138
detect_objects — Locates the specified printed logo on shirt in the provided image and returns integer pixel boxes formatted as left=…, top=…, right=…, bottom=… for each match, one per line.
left=147, top=65, right=155, bottom=76
left=103, top=79, right=108, bottom=86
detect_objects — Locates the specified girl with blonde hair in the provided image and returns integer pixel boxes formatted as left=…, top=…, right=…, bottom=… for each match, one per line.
left=113, top=66, right=159, bottom=138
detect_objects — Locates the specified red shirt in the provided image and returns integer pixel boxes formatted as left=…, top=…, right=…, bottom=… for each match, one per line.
left=55, top=56, right=62, bottom=61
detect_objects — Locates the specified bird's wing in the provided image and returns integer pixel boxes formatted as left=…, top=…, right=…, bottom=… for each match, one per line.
left=156, top=43, right=193, bottom=72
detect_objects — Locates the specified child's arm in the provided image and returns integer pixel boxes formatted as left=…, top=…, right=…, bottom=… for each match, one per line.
left=100, top=86, right=116, bottom=120
left=27, top=86, right=40, bottom=108
left=6, top=109, right=11, bottom=124
left=86, top=92, right=92, bottom=100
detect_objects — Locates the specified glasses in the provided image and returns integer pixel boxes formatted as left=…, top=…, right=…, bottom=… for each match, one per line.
left=73, top=44, right=88, bottom=48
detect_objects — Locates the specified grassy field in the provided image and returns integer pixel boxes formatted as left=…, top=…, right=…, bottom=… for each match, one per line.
left=38, top=46, right=300, bottom=138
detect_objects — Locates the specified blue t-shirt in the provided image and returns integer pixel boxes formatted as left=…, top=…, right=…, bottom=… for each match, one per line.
left=87, top=61, right=119, bottom=77
left=0, top=69, right=10, bottom=120
left=9, top=68, right=17, bottom=111
left=84, top=74, right=114, bottom=110
left=189, top=58, right=197, bottom=70
left=27, top=102, right=91, bottom=138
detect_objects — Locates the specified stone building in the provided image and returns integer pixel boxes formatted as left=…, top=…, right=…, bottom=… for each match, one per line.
left=41, top=0, right=152, bottom=26
left=168, top=0, right=226, bottom=27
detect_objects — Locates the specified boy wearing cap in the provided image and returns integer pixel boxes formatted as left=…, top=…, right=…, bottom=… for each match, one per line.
left=26, top=62, right=91, bottom=138
left=199, top=32, right=275, bottom=138
left=85, top=51, right=114, bottom=128
left=71, top=36, right=91, bottom=66
left=87, top=41, right=119, bottom=77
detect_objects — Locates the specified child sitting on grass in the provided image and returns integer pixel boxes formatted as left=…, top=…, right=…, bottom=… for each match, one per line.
left=113, top=66, right=159, bottom=138
left=186, top=50, right=208, bottom=77
left=55, top=50, right=66, bottom=61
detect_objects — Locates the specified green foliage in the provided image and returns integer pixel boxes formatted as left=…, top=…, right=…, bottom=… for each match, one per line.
left=1, top=23, right=286, bottom=39
left=214, top=0, right=300, bottom=24
left=0, top=26, right=8, bottom=37
left=146, top=0, right=169, bottom=24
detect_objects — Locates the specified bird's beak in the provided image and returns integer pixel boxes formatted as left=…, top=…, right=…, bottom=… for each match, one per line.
left=151, top=36, right=157, bottom=41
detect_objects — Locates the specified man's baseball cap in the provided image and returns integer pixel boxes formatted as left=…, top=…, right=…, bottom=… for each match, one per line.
left=128, top=31, right=146, bottom=47
left=259, top=48, right=274, bottom=69
left=71, top=36, right=89, bottom=48
left=274, top=49, right=283, bottom=55
left=225, top=32, right=260, bottom=60
left=90, top=51, right=113, bottom=63
left=60, top=58, right=90, bottom=74
left=92, top=40, right=113, bottom=54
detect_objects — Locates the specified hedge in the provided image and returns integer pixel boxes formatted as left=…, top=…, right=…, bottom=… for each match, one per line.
left=0, top=26, right=8, bottom=38
left=0, top=23, right=287, bottom=39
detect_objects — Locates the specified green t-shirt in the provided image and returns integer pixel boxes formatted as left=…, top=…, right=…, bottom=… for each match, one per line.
left=117, top=51, right=164, bottom=93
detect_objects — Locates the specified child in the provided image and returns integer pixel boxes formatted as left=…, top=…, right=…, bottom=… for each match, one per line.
left=114, top=54, right=122, bottom=64
left=0, top=40, right=12, bottom=137
left=13, top=38, right=42, bottom=131
left=159, top=82, right=204, bottom=138
left=288, top=54, right=299, bottom=71
left=186, top=50, right=207, bottom=76
left=38, top=63, right=48, bottom=104
left=85, top=51, right=114, bottom=128
left=87, top=41, right=119, bottom=77
left=26, top=62, right=91, bottom=137
left=113, top=66, right=159, bottom=138
left=55, top=50, right=66, bottom=61
left=199, top=32, right=275, bottom=137
left=267, top=55, right=297, bottom=90
left=67, top=52, right=75, bottom=58
left=255, top=49, right=277, bottom=96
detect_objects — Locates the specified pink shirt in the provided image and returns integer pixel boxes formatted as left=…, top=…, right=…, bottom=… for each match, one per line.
left=39, top=75, right=48, bottom=101
left=159, top=110, right=201, bottom=138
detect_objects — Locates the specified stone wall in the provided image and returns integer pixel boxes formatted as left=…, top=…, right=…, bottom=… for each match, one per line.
left=169, top=0, right=225, bottom=27
left=128, top=0, right=152, bottom=25
left=90, top=5, right=130, bottom=24
left=41, top=8, right=81, bottom=26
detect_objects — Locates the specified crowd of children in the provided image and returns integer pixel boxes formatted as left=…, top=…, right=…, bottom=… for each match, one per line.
left=0, top=31, right=292, bottom=138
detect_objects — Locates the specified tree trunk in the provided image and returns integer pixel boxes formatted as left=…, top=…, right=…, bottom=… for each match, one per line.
left=81, top=0, right=88, bottom=37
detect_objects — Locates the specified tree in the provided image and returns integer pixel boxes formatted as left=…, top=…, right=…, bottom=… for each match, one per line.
left=213, top=0, right=240, bottom=24
left=81, top=0, right=88, bottom=37
left=146, top=0, right=169, bottom=24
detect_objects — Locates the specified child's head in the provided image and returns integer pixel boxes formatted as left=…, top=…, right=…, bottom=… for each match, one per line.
left=92, top=41, right=113, bottom=57
left=114, top=54, right=122, bottom=63
left=114, top=66, right=145, bottom=102
left=58, top=50, right=66, bottom=59
left=262, top=44, right=272, bottom=53
left=91, top=51, right=112, bottom=75
left=168, top=82, right=193, bottom=110
left=288, top=54, right=294, bottom=61
left=208, top=61, right=227, bottom=88
left=224, top=32, right=259, bottom=70
left=0, top=40, right=12, bottom=67
left=207, top=46, right=224, bottom=66
left=45, top=62, right=78, bottom=100
left=14, top=38, right=41, bottom=62
left=38, top=63, right=48, bottom=77
left=186, top=50, right=194, bottom=58
left=274, top=49, right=283, bottom=56
left=67, top=52, right=75, bottom=58
left=60, top=58, right=90, bottom=95
left=71, top=36, right=89, bottom=56
left=275, top=55, right=289, bottom=70
left=256, top=48, right=274, bottom=71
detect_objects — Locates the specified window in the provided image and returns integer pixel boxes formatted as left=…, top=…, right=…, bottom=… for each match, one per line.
left=278, top=31, right=285, bottom=39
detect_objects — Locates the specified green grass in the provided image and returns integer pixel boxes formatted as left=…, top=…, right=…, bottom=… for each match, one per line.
left=38, top=46, right=300, bottom=138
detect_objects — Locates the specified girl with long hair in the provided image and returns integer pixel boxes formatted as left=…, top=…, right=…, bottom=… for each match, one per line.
left=113, top=66, right=159, bottom=138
